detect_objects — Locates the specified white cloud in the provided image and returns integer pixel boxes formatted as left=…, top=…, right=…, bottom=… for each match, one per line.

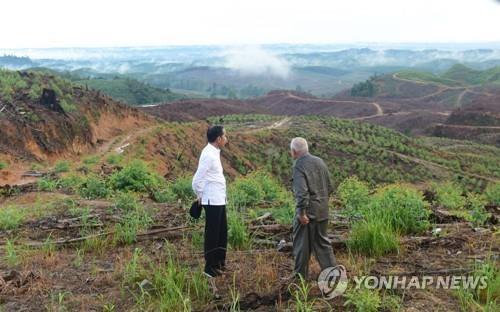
left=224, top=46, right=290, bottom=79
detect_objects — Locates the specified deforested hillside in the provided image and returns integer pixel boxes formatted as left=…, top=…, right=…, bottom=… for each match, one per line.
left=0, top=113, right=498, bottom=311
left=0, top=70, right=154, bottom=161
left=139, top=90, right=386, bottom=122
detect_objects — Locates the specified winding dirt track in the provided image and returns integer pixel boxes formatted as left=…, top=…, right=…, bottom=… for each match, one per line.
left=283, top=91, right=384, bottom=120
left=391, top=73, right=493, bottom=106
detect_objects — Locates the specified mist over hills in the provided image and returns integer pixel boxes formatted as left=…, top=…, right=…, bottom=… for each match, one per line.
left=2, top=45, right=500, bottom=98
left=2, top=45, right=499, bottom=146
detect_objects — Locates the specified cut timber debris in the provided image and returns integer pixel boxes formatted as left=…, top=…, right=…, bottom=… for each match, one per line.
left=14, top=225, right=191, bottom=247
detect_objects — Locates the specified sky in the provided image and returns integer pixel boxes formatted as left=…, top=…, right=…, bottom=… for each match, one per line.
left=1, top=0, right=499, bottom=48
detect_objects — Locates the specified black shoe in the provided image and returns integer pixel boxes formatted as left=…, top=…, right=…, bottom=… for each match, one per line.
left=204, top=271, right=217, bottom=278
left=204, top=268, right=222, bottom=278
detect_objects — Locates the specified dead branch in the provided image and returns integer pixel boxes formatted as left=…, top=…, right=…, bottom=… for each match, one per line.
left=13, top=225, right=191, bottom=247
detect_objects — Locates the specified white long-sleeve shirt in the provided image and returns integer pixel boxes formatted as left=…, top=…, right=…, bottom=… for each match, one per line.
left=192, top=143, right=227, bottom=205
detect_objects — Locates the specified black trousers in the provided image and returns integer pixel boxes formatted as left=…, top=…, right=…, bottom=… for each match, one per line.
left=203, top=204, right=227, bottom=276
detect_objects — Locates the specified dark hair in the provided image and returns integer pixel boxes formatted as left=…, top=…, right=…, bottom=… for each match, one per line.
left=207, top=125, right=224, bottom=143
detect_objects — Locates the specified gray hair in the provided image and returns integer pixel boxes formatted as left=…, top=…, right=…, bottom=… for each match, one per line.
left=290, top=137, right=309, bottom=154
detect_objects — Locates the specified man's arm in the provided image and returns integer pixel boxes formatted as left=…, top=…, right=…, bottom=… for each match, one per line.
left=293, top=165, right=310, bottom=217
left=192, top=155, right=213, bottom=200
left=327, top=168, right=334, bottom=197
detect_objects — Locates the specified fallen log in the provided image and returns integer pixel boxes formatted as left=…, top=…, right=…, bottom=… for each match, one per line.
left=57, top=223, right=104, bottom=229
left=135, top=226, right=190, bottom=241
left=56, top=213, right=101, bottom=224
left=14, top=225, right=191, bottom=247
left=249, top=224, right=290, bottom=233
left=0, top=183, right=37, bottom=196
left=254, top=212, right=272, bottom=222
left=22, top=171, right=45, bottom=177
left=23, top=231, right=115, bottom=247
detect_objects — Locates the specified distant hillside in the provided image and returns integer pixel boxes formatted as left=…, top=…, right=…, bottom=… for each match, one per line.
left=442, top=64, right=500, bottom=85
left=23, top=68, right=188, bottom=105
left=431, top=91, right=500, bottom=146
left=0, top=69, right=153, bottom=160
left=117, top=114, right=500, bottom=190
left=74, top=77, right=186, bottom=105
left=142, top=65, right=361, bottom=99
left=140, top=98, right=262, bottom=122
left=0, top=55, right=34, bottom=68
left=139, top=90, right=380, bottom=122
left=332, top=65, right=500, bottom=139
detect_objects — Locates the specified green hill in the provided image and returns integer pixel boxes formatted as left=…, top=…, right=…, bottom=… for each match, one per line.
left=396, top=70, right=464, bottom=87
left=203, top=115, right=499, bottom=191
left=75, top=77, right=186, bottom=105
left=394, top=65, right=500, bottom=87
left=442, top=64, right=500, bottom=85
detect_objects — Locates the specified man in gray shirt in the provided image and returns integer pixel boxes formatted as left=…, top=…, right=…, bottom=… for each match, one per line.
left=290, top=137, right=337, bottom=279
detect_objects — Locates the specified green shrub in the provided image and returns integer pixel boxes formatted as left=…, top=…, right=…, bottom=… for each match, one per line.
left=0, top=161, right=7, bottom=170
left=380, top=292, right=402, bottom=311
left=109, top=160, right=161, bottom=193
left=288, top=275, right=324, bottom=311
left=114, top=191, right=140, bottom=212
left=190, top=230, right=204, bottom=250
left=54, top=160, right=70, bottom=173
left=123, top=248, right=147, bottom=286
left=368, top=184, right=430, bottom=234
left=229, top=176, right=264, bottom=209
left=83, top=155, right=100, bottom=165
left=252, top=171, right=282, bottom=202
left=58, top=173, right=85, bottom=193
left=149, top=252, right=210, bottom=311
left=5, top=239, right=20, bottom=267
left=121, top=244, right=211, bottom=310
left=465, top=193, right=490, bottom=227
left=151, top=185, right=176, bottom=203
left=432, top=181, right=466, bottom=210
left=79, top=174, right=110, bottom=199
left=337, top=176, right=371, bottom=217
left=344, top=287, right=381, bottom=312
left=484, top=183, right=500, bottom=205
left=347, top=218, right=400, bottom=257
left=227, top=171, right=295, bottom=223
left=106, top=153, right=123, bottom=165
left=270, top=196, right=296, bottom=225
left=114, top=204, right=152, bottom=245
left=171, top=176, right=194, bottom=203
left=455, top=256, right=499, bottom=311
left=228, top=210, right=251, bottom=250
left=37, top=177, right=60, bottom=192
left=472, top=257, right=499, bottom=309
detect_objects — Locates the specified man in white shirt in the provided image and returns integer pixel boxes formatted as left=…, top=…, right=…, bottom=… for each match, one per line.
left=192, top=125, right=228, bottom=277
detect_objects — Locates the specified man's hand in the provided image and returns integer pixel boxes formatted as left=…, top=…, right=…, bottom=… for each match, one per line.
left=297, top=213, right=310, bottom=225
